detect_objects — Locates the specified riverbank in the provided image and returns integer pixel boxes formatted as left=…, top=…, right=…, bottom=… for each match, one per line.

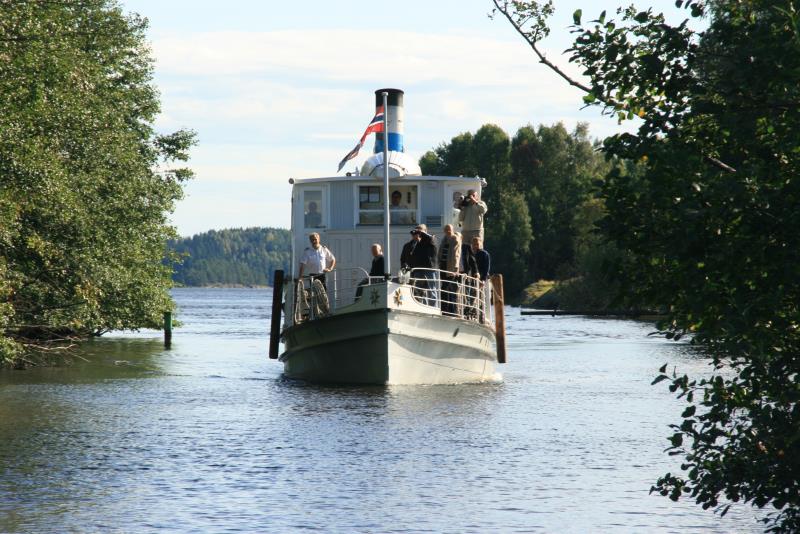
left=517, top=277, right=620, bottom=309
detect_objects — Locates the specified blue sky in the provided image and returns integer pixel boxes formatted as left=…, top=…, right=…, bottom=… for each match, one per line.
left=120, top=0, right=697, bottom=236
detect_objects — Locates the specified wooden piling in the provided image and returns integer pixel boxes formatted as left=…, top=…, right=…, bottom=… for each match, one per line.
left=490, top=274, right=507, bottom=364
left=269, top=270, right=285, bottom=359
left=163, top=311, right=172, bottom=348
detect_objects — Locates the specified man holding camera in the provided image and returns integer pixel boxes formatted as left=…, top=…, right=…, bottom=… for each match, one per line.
left=458, top=189, right=487, bottom=244
left=400, top=224, right=425, bottom=270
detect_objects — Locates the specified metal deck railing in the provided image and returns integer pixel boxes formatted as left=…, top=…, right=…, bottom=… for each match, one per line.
left=405, top=268, right=489, bottom=322
left=288, top=267, right=492, bottom=327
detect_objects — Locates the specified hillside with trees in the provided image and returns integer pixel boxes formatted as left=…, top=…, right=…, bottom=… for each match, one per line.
left=0, top=1, right=195, bottom=365
left=170, top=228, right=291, bottom=287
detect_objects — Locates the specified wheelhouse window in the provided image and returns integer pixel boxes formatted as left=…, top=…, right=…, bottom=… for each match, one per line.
left=303, top=190, right=324, bottom=228
left=358, top=185, right=417, bottom=225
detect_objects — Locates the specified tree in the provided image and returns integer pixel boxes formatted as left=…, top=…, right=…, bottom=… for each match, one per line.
left=511, top=122, right=606, bottom=279
left=472, top=124, right=512, bottom=193
left=484, top=190, right=533, bottom=296
left=419, top=132, right=478, bottom=177
left=0, top=1, right=196, bottom=364
left=494, top=0, right=800, bottom=530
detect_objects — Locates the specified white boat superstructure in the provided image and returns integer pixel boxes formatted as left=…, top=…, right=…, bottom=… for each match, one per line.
left=268, top=88, right=506, bottom=385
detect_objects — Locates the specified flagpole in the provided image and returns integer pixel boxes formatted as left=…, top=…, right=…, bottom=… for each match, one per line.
left=382, top=91, right=390, bottom=278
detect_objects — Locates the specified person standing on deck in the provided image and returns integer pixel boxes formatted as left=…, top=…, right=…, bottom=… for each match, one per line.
left=355, top=243, right=384, bottom=300
left=461, top=239, right=479, bottom=319
left=472, top=237, right=490, bottom=282
left=401, top=224, right=426, bottom=270
left=438, top=224, right=461, bottom=315
left=458, top=189, right=487, bottom=244
left=471, top=236, right=490, bottom=322
left=369, top=243, right=385, bottom=277
left=410, top=228, right=437, bottom=305
left=299, top=232, right=336, bottom=288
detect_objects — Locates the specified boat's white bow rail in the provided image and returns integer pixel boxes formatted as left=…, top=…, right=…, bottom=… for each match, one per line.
left=286, top=268, right=492, bottom=327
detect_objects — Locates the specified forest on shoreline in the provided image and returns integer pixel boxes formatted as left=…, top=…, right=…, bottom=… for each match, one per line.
left=169, top=228, right=290, bottom=288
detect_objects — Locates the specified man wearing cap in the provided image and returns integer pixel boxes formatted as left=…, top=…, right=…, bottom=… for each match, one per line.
left=400, top=224, right=426, bottom=270
left=298, top=232, right=336, bottom=288
left=410, top=226, right=437, bottom=306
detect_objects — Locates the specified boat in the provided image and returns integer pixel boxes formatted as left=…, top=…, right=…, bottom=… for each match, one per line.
left=268, top=88, right=506, bottom=385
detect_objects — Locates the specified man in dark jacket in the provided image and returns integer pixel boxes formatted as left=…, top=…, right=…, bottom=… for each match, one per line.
left=356, top=243, right=385, bottom=300
left=400, top=224, right=426, bottom=270
left=470, top=237, right=490, bottom=322
left=369, top=243, right=385, bottom=277
left=471, top=237, right=490, bottom=282
left=410, top=228, right=437, bottom=305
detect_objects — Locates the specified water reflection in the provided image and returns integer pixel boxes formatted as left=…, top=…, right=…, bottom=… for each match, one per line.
left=0, top=289, right=763, bottom=533
left=0, top=338, right=167, bottom=386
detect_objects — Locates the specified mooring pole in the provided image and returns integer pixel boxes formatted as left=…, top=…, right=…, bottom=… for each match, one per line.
left=163, top=311, right=172, bottom=348
left=491, top=274, right=507, bottom=363
left=269, top=269, right=285, bottom=359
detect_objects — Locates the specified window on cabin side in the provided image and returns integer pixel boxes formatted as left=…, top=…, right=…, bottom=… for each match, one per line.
left=358, top=185, right=417, bottom=225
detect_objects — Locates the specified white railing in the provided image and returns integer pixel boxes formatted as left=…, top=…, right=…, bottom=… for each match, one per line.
left=406, top=268, right=490, bottom=324
left=329, top=267, right=379, bottom=310
left=288, top=267, right=492, bottom=326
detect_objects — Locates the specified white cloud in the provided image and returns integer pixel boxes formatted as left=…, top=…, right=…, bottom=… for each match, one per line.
left=151, top=28, right=630, bottom=235
left=152, top=29, right=586, bottom=89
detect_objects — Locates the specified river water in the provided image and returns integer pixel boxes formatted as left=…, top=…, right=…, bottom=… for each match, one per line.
left=0, top=288, right=765, bottom=533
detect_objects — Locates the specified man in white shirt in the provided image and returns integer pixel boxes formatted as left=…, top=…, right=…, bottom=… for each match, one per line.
left=299, top=232, right=336, bottom=288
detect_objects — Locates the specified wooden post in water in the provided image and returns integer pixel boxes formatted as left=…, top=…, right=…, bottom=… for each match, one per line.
left=163, top=311, right=172, bottom=348
left=490, top=274, right=507, bottom=364
left=269, top=269, right=285, bottom=359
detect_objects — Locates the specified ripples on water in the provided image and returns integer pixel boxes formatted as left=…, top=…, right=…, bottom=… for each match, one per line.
left=0, top=288, right=764, bottom=533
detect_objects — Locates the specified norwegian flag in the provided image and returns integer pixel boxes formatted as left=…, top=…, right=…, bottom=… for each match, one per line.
left=337, top=106, right=385, bottom=172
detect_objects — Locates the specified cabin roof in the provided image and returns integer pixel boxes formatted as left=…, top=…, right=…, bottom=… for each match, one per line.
left=288, top=175, right=484, bottom=185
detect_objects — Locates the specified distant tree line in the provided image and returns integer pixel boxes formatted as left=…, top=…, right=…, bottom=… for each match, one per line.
left=170, top=228, right=291, bottom=287
left=420, top=122, right=624, bottom=302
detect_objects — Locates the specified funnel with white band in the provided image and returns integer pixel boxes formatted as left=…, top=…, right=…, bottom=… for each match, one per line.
left=361, top=88, right=421, bottom=177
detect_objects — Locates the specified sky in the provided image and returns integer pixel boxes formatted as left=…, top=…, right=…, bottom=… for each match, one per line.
left=120, top=0, right=697, bottom=236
